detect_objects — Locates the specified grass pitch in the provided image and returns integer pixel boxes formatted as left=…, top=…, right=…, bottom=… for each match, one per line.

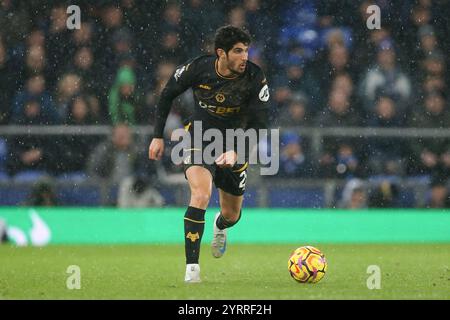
left=0, top=244, right=449, bottom=299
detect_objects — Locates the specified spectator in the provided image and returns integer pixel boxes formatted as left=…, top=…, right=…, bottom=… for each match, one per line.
left=424, top=179, right=450, bottom=208
left=0, top=35, right=16, bottom=123
left=320, top=44, right=351, bottom=90
left=402, top=4, right=433, bottom=55
left=65, top=95, right=97, bottom=125
left=366, top=96, right=406, bottom=176
left=243, top=0, right=276, bottom=45
left=55, top=73, right=83, bottom=120
left=359, top=39, right=411, bottom=111
left=117, top=175, right=165, bottom=208
left=7, top=99, right=61, bottom=175
left=152, top=2, right=188, bottom=64
left=11, top=99, right=57, bottom=126
left=46, top=4, right=70, bottom=86
left=87, top=124, right=139, bottom=184
left=7, top=134, right=55, bottom=175
left=145, top=61, right=177, bottom=125
left=421, top=75, right=446, bottom=98
left=11, top=74, right=58, bottom=123
left=368, top=180, right=400, bottom=208
left=278, top=131, right=311, bottom=177
left=228, top=6, right=247, bottom=30
left=71, top=22, right=95, bottom=51
left=317, top=142, right=361, bottom=179
left=96, top=4, right=125, bottom=93
left=315, top=89, right=360, bottom=127
left=0, top=1, right=31, bottom=48
left=417, top=25, right=441, bottom=58
left=407, top=92, right=450, bottom=176
left=438, top=147, right=450, bottom=182
left=337, top=178, right=368, bottom=209
left=277, top=93, right=310, bottom=127
left=23, top=45, right=47, bottom=79
left=274, top=56, right=322, bottom=111
left=421, top=51, right=446, bottom=79
left=26, top=28, right=46, bottom=48
left=369, top=95, right=404, bottom=127
left=68, top=47, right=97, bottom=94
left=331, top=73, right=354, bottom=100
left=353, top=25, right=392, bottom=75
left=157, top=30, right=185, bottom=64
left=25, top=180, right=58, bottom=207
left=60, top=95, right=98, bottom=173
left=108, top=66, right=140, bottom=125
left=182, top=0, right=224, bottom=57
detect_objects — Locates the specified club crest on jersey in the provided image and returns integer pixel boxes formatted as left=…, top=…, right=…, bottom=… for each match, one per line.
left=215, top=93, right=225, bottom=103
left=259, top=84, right=270, bottom=102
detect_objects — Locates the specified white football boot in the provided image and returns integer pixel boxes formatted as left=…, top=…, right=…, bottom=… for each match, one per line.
left=184, top=263, right=201, bottom=283
left=211, top=212, right=227, bottom=258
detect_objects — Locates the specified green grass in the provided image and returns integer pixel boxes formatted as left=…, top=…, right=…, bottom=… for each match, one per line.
left=0, top=244, right=449, bottom=299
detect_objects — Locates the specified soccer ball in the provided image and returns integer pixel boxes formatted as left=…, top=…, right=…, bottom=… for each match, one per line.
left=288, top=246, right=327, bottom=283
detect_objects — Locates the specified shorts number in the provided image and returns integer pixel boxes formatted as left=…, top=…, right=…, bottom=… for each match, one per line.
left=239, top=171, right=247, bottom=190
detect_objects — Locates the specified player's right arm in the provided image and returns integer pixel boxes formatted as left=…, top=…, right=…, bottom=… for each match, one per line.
left=149, top=60, right=197, bottom=160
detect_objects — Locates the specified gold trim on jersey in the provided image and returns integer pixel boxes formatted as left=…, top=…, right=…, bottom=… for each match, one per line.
left=199, top=84, right=211, bottom=90
left=215, top=59, right=239, bottom=80
left=232, top=162, right=248, bottom=172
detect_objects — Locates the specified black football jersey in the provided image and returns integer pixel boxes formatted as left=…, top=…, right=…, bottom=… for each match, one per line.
left=154, top=55, right=270, bottom=138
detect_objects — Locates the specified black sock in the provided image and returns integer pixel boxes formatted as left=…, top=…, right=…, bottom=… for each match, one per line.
left=215, top=210, right=242, bottom=230
left=184, top=206, right=206, bottom=264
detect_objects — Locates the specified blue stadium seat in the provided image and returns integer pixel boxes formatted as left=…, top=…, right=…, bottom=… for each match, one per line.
left=0, top=172, right=9, bottom=182
left=243, top=188, right=258, bottom=207
left=0, top=186, right=30, bottom=205
left=56, top=186, right=101, bottom=206
left=208, top=188, right=258, bottom=208
left=269, top=187, right=325, bottom=208
left=57, top=171, right=88, bottom=183
left=280, top=1, right=317, bottom=28
left=107, top=185, right=119, bottom=205
left=405, top=175, right=431, bottom=185
left=396, top=189, right=416, bottom=208
left=158, top=187, right=178, bottom=205
left=0, top=138, right=7, bottom=173
left=13, top=170, right=50, bottom=183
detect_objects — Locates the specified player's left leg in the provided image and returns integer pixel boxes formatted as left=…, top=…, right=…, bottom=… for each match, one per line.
left=211, top=189, right=243, bottom=258
left=183, top=165, right=213, bottom=282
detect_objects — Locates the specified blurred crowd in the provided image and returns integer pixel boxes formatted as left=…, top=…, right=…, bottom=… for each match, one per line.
left=0, top=0, right=449, bottom=207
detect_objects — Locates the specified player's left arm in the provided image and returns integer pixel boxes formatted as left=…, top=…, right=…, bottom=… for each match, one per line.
left=244, top=70, right=270, bottom=164
left=247, top=70, right=270, bottom=134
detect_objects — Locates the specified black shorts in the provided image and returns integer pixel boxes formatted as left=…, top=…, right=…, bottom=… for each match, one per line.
left=183, top=149, right=248, bottom=196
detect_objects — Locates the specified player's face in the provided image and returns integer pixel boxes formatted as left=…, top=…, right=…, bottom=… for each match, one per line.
left=226, top=42, right=249, bottom=75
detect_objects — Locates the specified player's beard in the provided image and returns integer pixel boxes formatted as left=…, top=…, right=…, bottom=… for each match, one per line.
left=227, top=58, right=246, bottom=75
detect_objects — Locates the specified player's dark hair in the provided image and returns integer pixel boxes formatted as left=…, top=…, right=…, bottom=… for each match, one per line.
left=214, top=25, right=251, bottom=57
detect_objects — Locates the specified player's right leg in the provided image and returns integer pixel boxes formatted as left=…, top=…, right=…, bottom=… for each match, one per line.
left=212, top=189, right=244, bottom=258
left=183, top=165, right=213, bottom=283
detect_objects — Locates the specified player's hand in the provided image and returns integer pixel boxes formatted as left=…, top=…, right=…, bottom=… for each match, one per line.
left=215, top=150, right=237, bottom=168
left=149, top=138, right=165, bottom=160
